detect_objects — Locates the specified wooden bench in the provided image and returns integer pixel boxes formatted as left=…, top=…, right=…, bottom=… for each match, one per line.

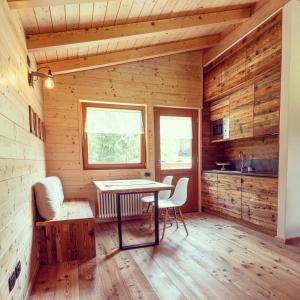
left=36, top=200, right=96, bottom=264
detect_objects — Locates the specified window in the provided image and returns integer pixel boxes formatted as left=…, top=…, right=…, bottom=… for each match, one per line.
left=81, top=103, right=146, bottom=170
left=160, top=116, right=193, bottom=170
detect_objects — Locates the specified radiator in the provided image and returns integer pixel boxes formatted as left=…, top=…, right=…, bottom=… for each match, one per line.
left=98, top=193, right=143, bottom=219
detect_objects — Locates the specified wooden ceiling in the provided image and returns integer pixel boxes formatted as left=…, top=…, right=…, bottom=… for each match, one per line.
left=8, top=0, right=264, bottom=74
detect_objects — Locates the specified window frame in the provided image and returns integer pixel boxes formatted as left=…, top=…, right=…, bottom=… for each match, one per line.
left=81, top=102, right=146, bottom=170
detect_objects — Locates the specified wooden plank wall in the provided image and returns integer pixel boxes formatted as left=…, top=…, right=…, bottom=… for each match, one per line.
left=224, top=135, right=279, bottom=160
left=0, top=2, right=45, bottom=299
left=43, top=51, right=202, bottom=207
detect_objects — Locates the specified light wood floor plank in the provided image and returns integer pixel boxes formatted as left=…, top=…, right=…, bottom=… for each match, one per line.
left=30, top=213, right=300, bottom=300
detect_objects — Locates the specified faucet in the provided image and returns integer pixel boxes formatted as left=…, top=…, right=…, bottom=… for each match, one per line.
left=239, top=151, right=246, bottom=172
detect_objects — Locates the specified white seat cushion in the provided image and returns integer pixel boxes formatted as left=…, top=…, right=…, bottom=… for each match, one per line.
left=34, top=176, right=64, bottom=220
left=156, top=199, right=177, bottom=209
left=141, top=195, right=154, bottom=203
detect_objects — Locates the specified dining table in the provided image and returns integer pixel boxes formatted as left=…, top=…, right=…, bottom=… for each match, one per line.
left=94, top=179, right=174, bottom=250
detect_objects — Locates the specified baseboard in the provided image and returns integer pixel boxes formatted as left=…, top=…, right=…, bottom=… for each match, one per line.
left=202, top=208, right=276, bottom=236
left=285, top=236, right=300, bottom=245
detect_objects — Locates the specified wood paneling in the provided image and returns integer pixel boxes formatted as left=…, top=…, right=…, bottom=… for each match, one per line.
left=201, top=104, right=224, bottom=170
left=203, top=0, right=288, bottom=64
left=30, top=214, right=300, bottom=300
left=201, top=173, right=218, bottom=211
left=14, top=1, right=258, bottom=64
left=43, top=51, right=202, bottom=210
left=26, top=8, right=250, bottom=52
left=253, top=70, right=281, bottom=136
left=217, top=174, right=241, bottom=218
left=241, top=176, right=278, bottom=234
left=203, top=12, right=282, bottom=103
left=39, top=35, right=219, bottom=74
left=210, top=96, right=229, bottom=122
left=224, top=135, right=279, bottom=160
left=229, top=85, right=254, bottom=140
left=202, top=172, right=277, bottom=234
left=36, top=201, right=96, bottom=264
left=0, top=1, right=45, bottom=299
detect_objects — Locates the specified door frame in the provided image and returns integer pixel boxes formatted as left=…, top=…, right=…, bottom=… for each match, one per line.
left=153, top=106, right=201, bottom=212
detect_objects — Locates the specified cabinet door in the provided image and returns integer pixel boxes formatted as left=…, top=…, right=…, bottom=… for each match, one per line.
left=210, top=97, right=230, bottom=122
left=204, top=64, right=223, bottom=102
left=241, top=176, right=278, bottom=233
left=229, top=85, right=254, bottom=140
left=253, top=71, right=280, bottom=136
left=201, top=173, right=218, bottom=211
left=217, top=174, right=242, bottom=218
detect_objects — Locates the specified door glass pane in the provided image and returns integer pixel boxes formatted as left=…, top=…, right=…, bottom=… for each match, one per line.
left=160, top=116, right=193, bottom=170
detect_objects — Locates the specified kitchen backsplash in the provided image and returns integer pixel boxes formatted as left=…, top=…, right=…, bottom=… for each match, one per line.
left=225, top=158, right=279, bottom=174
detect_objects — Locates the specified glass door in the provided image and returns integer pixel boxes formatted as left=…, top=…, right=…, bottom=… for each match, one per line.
left=154, top=107, right=199, bottom=212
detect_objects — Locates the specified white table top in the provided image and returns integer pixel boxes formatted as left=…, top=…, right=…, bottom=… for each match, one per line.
left=93, top=179, right=173, bottom=194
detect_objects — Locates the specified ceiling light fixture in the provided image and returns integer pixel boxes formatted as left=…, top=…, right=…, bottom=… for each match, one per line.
left=28, top=67, right=54, bottom=89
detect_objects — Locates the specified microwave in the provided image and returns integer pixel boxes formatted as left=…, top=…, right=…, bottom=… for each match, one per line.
left=211, top=117, right=230, bottom=141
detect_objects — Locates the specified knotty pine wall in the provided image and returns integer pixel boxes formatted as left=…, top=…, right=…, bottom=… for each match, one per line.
left=43, top=52, right=202, bottom=208
left=0, top=2, right=45, bottom=299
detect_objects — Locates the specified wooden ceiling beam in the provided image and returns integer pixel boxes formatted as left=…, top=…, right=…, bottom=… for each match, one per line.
left=27, top=8, right=250, bottom=52
left=38, top=35, right=220, bottom=75
left=7, top=0, right=114, bottom=9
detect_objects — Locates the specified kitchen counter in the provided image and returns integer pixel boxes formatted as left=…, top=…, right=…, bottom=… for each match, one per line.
left=202, top=170, right=278, bottom=178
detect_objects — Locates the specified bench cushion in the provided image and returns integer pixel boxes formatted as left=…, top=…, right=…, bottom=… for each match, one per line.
left=36, top=200, right=94, bottom=226
left=34, top=176, right=64, bottom=220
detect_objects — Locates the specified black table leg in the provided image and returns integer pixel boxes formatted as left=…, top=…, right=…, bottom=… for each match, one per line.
left=116, top=193, right=123, bottom=249
left=116, top=191, right=160, bottom=250
left=154, top=191, right=159, bottom=245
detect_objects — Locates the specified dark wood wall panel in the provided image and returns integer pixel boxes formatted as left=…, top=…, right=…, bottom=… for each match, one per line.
left=223, top=135, right=279, bottom=161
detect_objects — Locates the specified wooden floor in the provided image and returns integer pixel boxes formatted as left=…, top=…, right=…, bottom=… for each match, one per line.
left=30, top=213, right=300, bottom=300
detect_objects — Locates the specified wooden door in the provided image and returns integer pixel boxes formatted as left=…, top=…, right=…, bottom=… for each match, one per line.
left=154, top=107, right=199, bottom=212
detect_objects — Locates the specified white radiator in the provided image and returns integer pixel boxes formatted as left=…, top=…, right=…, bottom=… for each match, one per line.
left=98, top=193, right=143, bottom=219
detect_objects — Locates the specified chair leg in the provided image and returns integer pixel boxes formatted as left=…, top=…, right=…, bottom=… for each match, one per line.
left=179, top=208, right=188, bottom=236
left=174, top=207, right=179, bottom=229
left=140, top=203, right=151, bottom=227
left=161, top=208, right=169, bottom=240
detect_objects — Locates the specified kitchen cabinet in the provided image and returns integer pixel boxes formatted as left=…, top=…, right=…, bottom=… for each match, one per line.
left=253, top=71, right=280, bottom=136
left=210, top=97, right=229, bottom=122
left=201, top=173, right=218, bottom=212
left=201, top=172, right=278, bottom=234
left=217, top=174, right=241, bottom=218
left=241, top=176, right=278, bottom=234
left=229, top=85, right=254, bottom=140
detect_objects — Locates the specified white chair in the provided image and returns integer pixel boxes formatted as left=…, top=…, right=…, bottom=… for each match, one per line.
left=153, top=177, right=189, bottom=240
left=141, top=176, right=173, bottom=227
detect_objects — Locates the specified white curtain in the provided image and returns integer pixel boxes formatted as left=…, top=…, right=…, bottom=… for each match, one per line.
left=160, top=116, right=193, bottom=139
left=85, top=107, right=144, bottom=134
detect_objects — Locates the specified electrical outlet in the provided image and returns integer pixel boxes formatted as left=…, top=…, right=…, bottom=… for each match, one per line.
left=15, top=261, right=21, bottom=278
left=8, top=271, right=16, bottom=292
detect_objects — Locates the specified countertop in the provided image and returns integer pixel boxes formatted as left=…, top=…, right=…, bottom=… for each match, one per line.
left=202, top=169, right=278, bottom=178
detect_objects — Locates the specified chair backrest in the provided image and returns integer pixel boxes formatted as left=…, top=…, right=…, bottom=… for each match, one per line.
left=158, top=176, right=173, bottom=199
left=169, top=177, right=189, bottom=206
